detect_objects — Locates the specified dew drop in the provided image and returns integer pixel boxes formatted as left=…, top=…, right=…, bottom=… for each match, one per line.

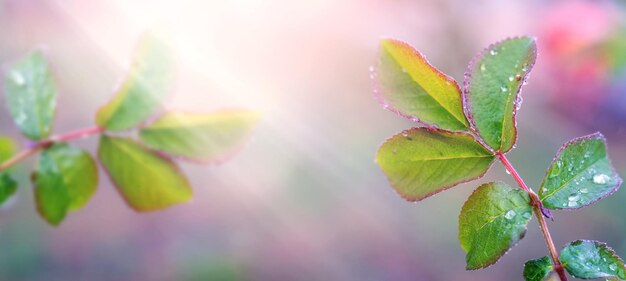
left=490, top=49, right=498, bottom=56
left=505, top=169, right=511, bottom=175
left=568, top=194, right=580, bottom=202
left=567, top=200, right=578, bottom=207
left=480, top=64, right=486, bottom=72
left=500, top=85, right=508, bottom=92
left=522, top=211, right=531, bottom=219
left=401, top=130, right=409, bottom=137
left=10, top=71, right=25, bottom=86
left=580, top=188, right=588, bottom=194
left=515, top=74, right=522, bottom=81
left=610, top=263, right=618, bottom=271
left=593, top=174, right=610, bottom=185
left=504, top=210, right=516, bottom=219
left=508, top=76, right=514, bottom=82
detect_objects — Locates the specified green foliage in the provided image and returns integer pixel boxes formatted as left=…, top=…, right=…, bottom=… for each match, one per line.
left=0, top=30, right=259, bottom=225
left=459, top=182, right=532, bottom=269
left=524, top=256, right=553, bottom=281
left=539, top=133, right=622, bottom=210
left=140, top=110, right=261, bottom=163
left=33, top=143, right=98, bottom=225
left=4, top=50, right=57, bottom=140
left=373, top=36, right=623, bottom=280
left=96, top=30, right=175, bottom=131
left=99, top=136, right=192, bottom=211
left=0, top=137, right=18, bottom=205
left=560, top=240, right=626, bottom=279
left=463, top=37, right=536, bottom=152
left=376, top=39, right=469, bottom=130
left=376, top=128, right=494, bottom=201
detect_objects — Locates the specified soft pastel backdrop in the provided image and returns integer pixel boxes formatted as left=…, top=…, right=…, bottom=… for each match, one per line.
left=0, top=0, right=625, bottom=280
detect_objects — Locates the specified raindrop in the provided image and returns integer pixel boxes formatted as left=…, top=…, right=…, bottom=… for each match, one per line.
left=504, top=210, right=516, bottom=219
left=500, top=85, right=508, bottom=93
left=508, top=76, right=514, bottom=82
left=593, top=174, right=610, bottom=185
left=610, top=263, right=618, bottom=271
left=490, top=49, right=498, bottom=56
left=568, top=194, right=580, bottom=202
left=567, top=200, right=578, bottom=207
left=10, top=71, right=25, bottom=86
left=580, top=188, right=588, bottom=194
left=480, top=64, right=486, bottom=72
left=522, top=211, right=531, bottom=219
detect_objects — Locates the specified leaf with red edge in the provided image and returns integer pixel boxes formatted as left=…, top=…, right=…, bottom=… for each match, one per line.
left=463, top=37, right=537, bottom=152
left=374, top=39, right=469, bottom=131
left=376, top=127, right=495, bottom=201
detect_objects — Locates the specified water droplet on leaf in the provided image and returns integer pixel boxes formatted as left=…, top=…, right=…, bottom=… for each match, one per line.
left=504, top=210, right=516, bottom=219
left=593, top=174, right=610, bottom=185
left=10, top=71, right=25, bottom=86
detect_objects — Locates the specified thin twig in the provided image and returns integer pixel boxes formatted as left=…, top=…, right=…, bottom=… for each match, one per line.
left=0, top=126, right=104, bottom=172
left=497, top=153, right=568, bottom=281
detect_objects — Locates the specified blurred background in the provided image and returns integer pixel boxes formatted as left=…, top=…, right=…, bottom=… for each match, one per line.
left=0, top=0, right=624, bottom=280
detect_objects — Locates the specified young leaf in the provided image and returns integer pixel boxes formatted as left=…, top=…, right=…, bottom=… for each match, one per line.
left=524, top=256, right=553, bottom=281
left=539, top=133, right=622, bottom=210
left=3, top=50, right=57, bottom=140
left=459, top=182, right=532, bottom=269
left=375, top=39, right=469, bottom=131
left=463, top=37, right=537, bottom=152
left=33, top=143, right=98, bottom=225
left=139, top=110, right=260, bottom=163
left=0, top=137, right=18, bottom=205
left=98, top=136, right=192, bottom=211
left=560, top=240, right=626, bottom=279
left=0, top=174, right=17, bottom=206
left=376, top=128, right=495, bottom=201
left=96, top=30, right=175, bottom=131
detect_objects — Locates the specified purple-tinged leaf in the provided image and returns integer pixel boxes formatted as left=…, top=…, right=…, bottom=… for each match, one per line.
left=463, top=37, right=537, bottom=152
left=374, top=39, right=469, bottom=131
left=376, top=127, right=495, bottom=201
left=539, top=132, right=622, bottom=210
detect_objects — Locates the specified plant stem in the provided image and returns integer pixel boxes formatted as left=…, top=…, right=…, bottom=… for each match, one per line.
left=496, top=153, right=568, bottom=281
left=0, top=126, right=104, bottom=172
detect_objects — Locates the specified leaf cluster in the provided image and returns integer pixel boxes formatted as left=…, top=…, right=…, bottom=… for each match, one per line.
left=0, top=30, right=259, bottom=225
left=374, top=37, right=624, bottom=280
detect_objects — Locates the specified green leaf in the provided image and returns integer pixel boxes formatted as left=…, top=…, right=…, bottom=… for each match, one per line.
left=524, top=256, right=553, bottom=281
left=0, top=174, right=17, bottom=206
left=458, top=182, right=532, bottom=269
left=463, top=37, right=537, bottom=152
left=375, top=39, right=469, bottom=131
left=376, top=128, right=494, bottom=201
left=0, top=137, right=18, bottom=205
left=33, top=143, right=98, bottom=225
left=98, top=136, right=192, bottom=211
left=560, top=240, right=626, bottom=279
left=539, top=133, right=622, bottom=210
left=96, top=30, right=175, bottom=131
left=4, top=50, right=57, bottom=140
left=139, top=110, right=260, bottom=163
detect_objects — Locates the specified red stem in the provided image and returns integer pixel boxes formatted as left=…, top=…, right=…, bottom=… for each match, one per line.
left=0, top=126, right=104, bottom=172
left=497, top=153, right=568, bottom=281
